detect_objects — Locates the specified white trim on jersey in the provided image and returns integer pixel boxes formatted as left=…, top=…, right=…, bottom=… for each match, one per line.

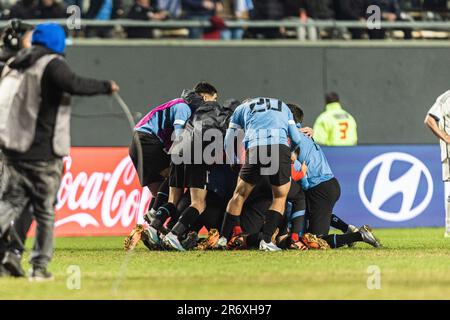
left=173, top=120, right=186, bottom=126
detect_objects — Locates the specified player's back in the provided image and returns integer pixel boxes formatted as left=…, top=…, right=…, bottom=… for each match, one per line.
left=232, top=97, right=293, bottom=149
left=298, top=134, right=334, bottom=190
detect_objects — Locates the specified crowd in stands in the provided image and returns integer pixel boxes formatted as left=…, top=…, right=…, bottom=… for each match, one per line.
left=0, top=0, right=449, bottom=40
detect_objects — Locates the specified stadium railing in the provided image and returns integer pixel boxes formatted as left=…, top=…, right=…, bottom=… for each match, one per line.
left=1, top=19, right=450, bottom=29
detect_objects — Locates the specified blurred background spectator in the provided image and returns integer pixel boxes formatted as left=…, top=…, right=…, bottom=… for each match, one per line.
left=334, top=0, right=368, bottom=39
left=8, top=0, right=37, bottom=19
left=249, top=0, right=284, bottom=39
left=85, top=0, right=123, bottom=38
left=299, top=0, right=335, bottom=40
left=158, top=0, right=182, bottom=18
left=368, top=0, right=412, bottom=39
left=0, top=0, right=449, bottom=40
left=423, top=0, right=447, bottom=11
left=64, top=0, right=83, bottom=11
left=219, top=0, right=253, bottom=40
left=126, top=0, right=168, bottom=38
left=34, top=0, right=66, bottom=19
left=182, top=0, right=223, bottom=39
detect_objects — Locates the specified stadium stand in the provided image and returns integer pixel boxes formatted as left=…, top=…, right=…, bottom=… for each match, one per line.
left=0, top=0, right=450, bottom=40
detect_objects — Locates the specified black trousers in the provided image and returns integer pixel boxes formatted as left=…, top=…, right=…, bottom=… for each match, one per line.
left=305, top=178, right=341, bottom=237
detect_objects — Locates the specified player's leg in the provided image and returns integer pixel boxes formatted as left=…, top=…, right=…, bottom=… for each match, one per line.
left=285, top=182, right=308, bottom=250
left=144, top=177, right=169, bottom=224
left=145, top=163, right=185, bottom=246
left=164, top=188, right=208, bottom=251
left=305, top=178, right=341, bottom=237
left=195, top=192, right=225, bottom=250
left=227, top=198, right=269, bottom=250
left=220, top=177, right=255, bottom=244
left=330, top=214, right=349, bottom=233
left=220, top=147, right=260, bottom=243
left=163, top=164, right=211, bottom=251
left=445, top=181, right=450, bottom=238
left=259, top=181, right=291, bottom=251
left=138, top=191, right=189, bottom=252
left=259, top=145, right=293, bottom=251
left=320, top=225, right=381, bottom=248
left=129, top=131, right=171, bottom=223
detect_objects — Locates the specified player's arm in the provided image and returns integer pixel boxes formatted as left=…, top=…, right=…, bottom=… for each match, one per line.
left=172, top=103, right=192, bottom=138
left=287, top=110, right=303, bottom=155
left=425, top=114, right=450, bottom=144
left=300, top=127, right=314, bottom=138
left=425, top=97, right=450, bottom=144
left=225, top=105, right=244, bottom=163
left=291, top=160, right=308, bottom=182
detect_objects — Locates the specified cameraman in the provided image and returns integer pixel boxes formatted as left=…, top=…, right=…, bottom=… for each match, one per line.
left=0, top=19, right=34, bottom=278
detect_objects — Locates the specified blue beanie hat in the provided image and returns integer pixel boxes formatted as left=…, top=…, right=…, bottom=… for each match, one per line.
left=32, top=23, right=66, bottom=54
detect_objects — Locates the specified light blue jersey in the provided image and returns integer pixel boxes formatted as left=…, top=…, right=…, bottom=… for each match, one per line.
left=296, top=127, right=334, bottom=190
left=225, top=98, right=302, bottom=151
left=136, top=101, right=191, bottom=149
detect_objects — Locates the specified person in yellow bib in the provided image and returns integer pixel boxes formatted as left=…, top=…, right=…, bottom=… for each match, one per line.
left=313, top=92, right=358, bottom=146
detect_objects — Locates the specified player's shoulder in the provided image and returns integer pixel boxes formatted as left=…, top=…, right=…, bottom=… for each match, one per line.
left=173, top=101, right=192, bottom=113
left=174, top=101, right=190, bottom=109
left=436, top=90, right=450, bottom=104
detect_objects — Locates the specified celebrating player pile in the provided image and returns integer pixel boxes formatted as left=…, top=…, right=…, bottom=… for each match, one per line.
left=124, top=82, right=381, bottom=252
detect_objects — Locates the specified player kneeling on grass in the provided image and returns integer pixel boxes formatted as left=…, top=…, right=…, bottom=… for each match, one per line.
left=126, top=83, right=220, bottom=251
left=161, top=93, right=242, bottom=251
left=220, top=98, right=304, bottom=251
left=128, top=86, right=205, bottom=225
left=225, top=173, right=309, bottom=251
left=287, top=103, right=381, bottom=249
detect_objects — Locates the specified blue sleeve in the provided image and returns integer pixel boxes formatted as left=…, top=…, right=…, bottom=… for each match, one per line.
left=172, top=103, right=191, bottom=137
left=287, top=110, right=302, bottom=152
left=229, top=105, right=244, bottom=129
left=225, top=105, right=245, bottom=163
left=300, top=177, right=310, bottom=191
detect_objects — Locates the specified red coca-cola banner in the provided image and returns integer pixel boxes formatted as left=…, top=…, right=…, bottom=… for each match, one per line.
left=51, top=147, right=151, bottom=237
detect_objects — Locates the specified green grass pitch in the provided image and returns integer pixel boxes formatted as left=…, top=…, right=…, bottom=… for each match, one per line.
left=1, top=228, right=449, bottom=300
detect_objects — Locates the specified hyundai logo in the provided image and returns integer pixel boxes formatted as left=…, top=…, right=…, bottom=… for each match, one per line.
left=358, top=152, right=433, bottom=222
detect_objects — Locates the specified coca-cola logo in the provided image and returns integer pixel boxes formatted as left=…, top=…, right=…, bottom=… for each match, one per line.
left=55, top=154, right=151, bottom=231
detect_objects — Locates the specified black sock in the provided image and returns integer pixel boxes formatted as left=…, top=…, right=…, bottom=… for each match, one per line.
left=330, top=214, right=349, bottom=233
left=221, top=212, right=240, bottom=240
left=321, top=232, right=363, bottom=249
left=246, top=232, right=262, bottom=248
left=152, top=179, right=169, bottom=211
left=278, top=215, right=289, bottom=237
left=172, top=207, right=200, bottom=237
left=151, top=202, right=176, bottom=231
left=148, top=197, right=156, bottom=212
left=262, top=210, right=283, bottom=243
left=166, top=207, right=182, bottom=230
left=291, top=215, right=306, bottom=236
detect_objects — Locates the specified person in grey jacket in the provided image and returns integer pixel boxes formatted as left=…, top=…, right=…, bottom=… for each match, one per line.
left=0, top=23, right=119, bottom=281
